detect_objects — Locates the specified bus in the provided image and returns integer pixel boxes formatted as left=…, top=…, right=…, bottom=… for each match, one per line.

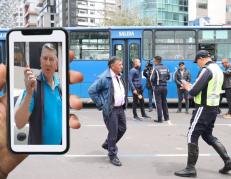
left=1, top=26, right=231, bottom=101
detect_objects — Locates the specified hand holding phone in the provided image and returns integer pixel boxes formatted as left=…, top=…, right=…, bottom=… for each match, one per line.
left=7, top=28, right=69, bottom=154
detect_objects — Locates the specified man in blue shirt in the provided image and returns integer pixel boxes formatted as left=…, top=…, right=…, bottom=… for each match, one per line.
left=15, top=43, right=62, bottom=145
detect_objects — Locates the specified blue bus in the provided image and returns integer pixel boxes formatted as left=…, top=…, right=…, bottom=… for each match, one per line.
left=1, top=26, right=230, bottom=101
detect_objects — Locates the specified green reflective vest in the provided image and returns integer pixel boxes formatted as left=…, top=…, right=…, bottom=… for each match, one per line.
left=194, top=63, right=224, bottom=106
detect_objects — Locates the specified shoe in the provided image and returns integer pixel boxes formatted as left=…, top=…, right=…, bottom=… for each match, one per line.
left=174, top=143, right=198, bottom=177
left=148, top=108, right=153, bottom=112
left=223, top=114, right=231, bottom=119
left=154, top=120, right=163, bottom=123
left=110, top=156, right=122, bottom=166
left=219, top=160, right=231, bottom=174
left=176, top=110, right=181, bottom=113
left=164, top=118, right=169, bottom=121
left=134, top=116, right=142, bottom=121
left=102, top=142, right=108, bottom=150
left=211, top=140, right=231, bottom=174
left=142, top=114, right=151, bottom=119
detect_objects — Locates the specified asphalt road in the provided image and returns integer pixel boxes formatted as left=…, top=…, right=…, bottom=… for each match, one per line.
left=8, top=108, right=231, bottom=179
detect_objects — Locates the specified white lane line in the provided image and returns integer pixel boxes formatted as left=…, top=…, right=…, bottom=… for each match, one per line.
left=82, top=124, right=231, bottom=127
left=64, top=153, right=217, bottom=158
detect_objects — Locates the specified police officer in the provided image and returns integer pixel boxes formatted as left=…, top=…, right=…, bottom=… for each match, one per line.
left=174, top=62, right=191, bottom=113
left=150, top=56, right=170, bottom=122
left=129, top=58, right=150, bottom=120
left=175, top=50, right=231, bottom=177
left=143, top=60, right=154, bottom=112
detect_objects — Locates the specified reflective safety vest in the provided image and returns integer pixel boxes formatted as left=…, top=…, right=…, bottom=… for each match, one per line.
left=194, top=63, right=224, bottom=106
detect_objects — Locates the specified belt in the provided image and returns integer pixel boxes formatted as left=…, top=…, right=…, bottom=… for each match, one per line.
left=113, top=105, right=124, bottom=109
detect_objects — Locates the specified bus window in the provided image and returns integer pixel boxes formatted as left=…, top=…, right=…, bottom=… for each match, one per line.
left=156, top=44, right=196, bottom=60
left=14, top=42, right=26, bottom=67
left=70, top=31, right=110, bottom=60
left=155, top=30, right=196, bottom=60
left=114, top=44, right=124, bottom=60
left=143, top=30, right=152, bottom=61
left=199, top=29, right=231, bottom=59
left=129, top=43, right=139, bottom=63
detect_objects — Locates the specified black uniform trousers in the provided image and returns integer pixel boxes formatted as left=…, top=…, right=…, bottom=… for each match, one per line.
left=103, top=106, right=127, bottom=159
left=153, top=86, right=169, bottom=121
left=132, top=87, right=146, bottom=117
left=187, top=106, right=219, bottom=146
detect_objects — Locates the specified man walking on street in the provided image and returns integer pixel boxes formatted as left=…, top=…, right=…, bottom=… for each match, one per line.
left=88, top=56, right=127, bottom=166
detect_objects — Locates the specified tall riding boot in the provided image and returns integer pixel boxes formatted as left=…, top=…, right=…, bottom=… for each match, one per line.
left=175, top=143, right=199, bottom=177
left=211, top=140, right=231, bottom=174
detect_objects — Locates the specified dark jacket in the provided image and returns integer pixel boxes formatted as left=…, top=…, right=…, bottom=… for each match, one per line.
left=129, top=67, right=143, bottom=91
left=174, top=68, right=191, bottom=88
left=143, top=65, right=153, bottom=89
left=223, top=65, right=231, bottom=89
left=151, top=64, right=170, bottom=86
left=88, top=69, right=128, bottom=119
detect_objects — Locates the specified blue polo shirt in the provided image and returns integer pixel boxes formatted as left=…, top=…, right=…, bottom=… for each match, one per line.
left=21, top=73, right=62, bottom=145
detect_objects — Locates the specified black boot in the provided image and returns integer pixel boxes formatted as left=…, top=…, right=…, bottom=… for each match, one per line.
left=175, top=143, right=198, bottom=177
left=211, top=140, right=231, bottom=174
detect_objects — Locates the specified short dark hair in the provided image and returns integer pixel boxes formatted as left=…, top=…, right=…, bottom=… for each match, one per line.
left=154, top=56, right=162, bottom=63
left=179, top=62, right=184, bottom=66
left=108, top=56, right=122, bottom=67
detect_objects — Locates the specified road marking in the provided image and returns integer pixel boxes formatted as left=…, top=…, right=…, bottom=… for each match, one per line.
left=82, top=123, right=231, bottom=127
left=64, top=153, right=220, bottom=158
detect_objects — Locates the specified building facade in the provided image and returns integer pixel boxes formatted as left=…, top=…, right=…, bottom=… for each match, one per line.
left=122, top=0, right=188, bottom=26
left=0, top=0, right=24, bottom=28
left=189, top=0, right=227, bottom=26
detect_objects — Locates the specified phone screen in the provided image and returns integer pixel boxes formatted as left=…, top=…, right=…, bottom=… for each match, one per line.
left=7, top=29, right=69, bottom=154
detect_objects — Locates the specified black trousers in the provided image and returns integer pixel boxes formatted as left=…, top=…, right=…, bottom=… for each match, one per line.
left=177, top=88, right=189, bottom=111
left=132, top=88, right=146, bottom=117
left=187, top=106, right=219, bottom=146
left=153, top=86, right=169, bottom=121
left=225, top=88, right=231, bottom=114
left=103, top=106, right=127, bottom=158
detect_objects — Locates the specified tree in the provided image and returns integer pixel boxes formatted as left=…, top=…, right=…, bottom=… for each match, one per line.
left=102, top=9, right=156, bottom=26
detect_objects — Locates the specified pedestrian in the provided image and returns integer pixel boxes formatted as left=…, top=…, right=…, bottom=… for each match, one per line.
left=174, top=62, right=191, bottom=113
left=88, top=56, right=127, bottom=166
left=221, top=58, right=231, bottom=119
left=143, top=60, right=155, bottom=112
left=175, top=50, right=231, bottom=177
left=150, top=56, right=170, bottom=122
left=129, top=58, right=150, bottom=120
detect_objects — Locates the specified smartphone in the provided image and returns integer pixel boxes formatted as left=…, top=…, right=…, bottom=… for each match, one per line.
left=7, top=28, right=69, bottom=154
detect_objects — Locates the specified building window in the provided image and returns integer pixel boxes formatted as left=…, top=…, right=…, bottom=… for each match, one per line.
left=78, top=18, right=87, bottom=22
left=90, top=18, right=95, bottom=23
left=90, top=10, right=95, bottom=15
left=89, top=3, right=95, bottom=7
left=51, top=14, right=54, bottom=20
left=197, top=3, right=208, bottom=9
left=226, top=5, right=231, bottom=12
left=51, top=23, right=54, bottom=27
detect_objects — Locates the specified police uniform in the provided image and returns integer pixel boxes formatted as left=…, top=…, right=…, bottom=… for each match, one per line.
left=175, top=50, right=231, bottom=177
left=151, top=63, right=170, bottom=122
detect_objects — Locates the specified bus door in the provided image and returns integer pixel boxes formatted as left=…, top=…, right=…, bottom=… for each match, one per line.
left=112, top=39, right=141, bottom=96
left=198, top=43, right=216, bottom=61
